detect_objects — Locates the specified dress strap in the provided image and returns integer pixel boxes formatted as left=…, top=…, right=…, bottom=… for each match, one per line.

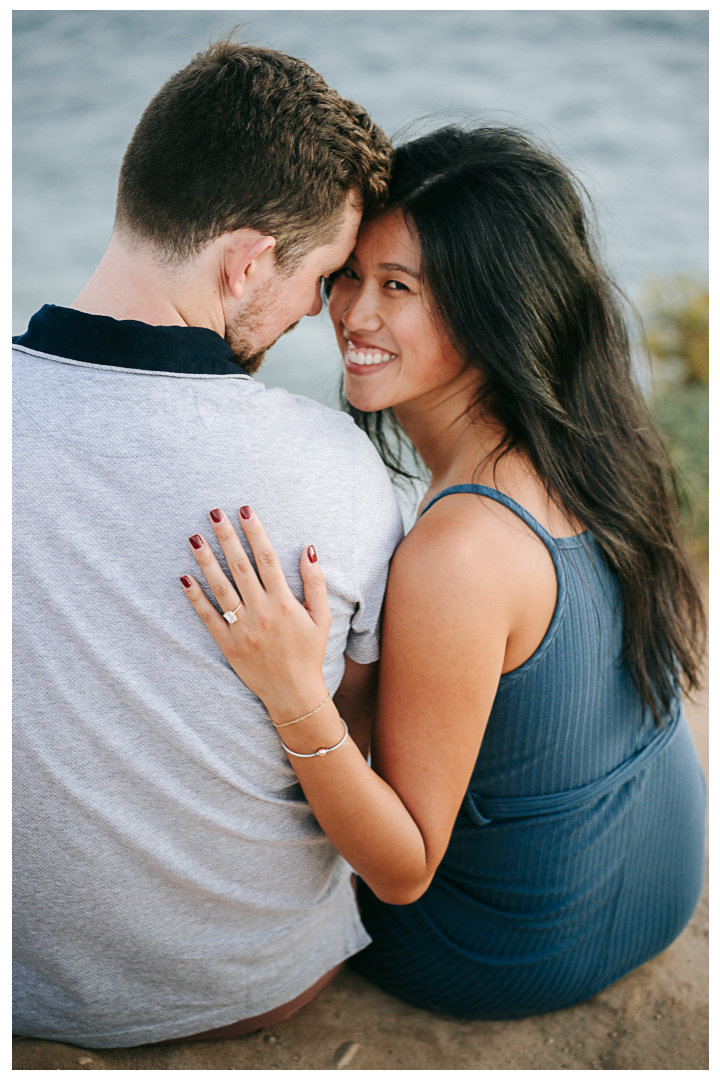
left=420, top=484, right=569, bottom=684
left=420, top=484, right=558, bottom=549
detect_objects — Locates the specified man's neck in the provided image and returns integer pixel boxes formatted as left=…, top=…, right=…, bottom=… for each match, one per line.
left=72, top=233, right=223, bottom=334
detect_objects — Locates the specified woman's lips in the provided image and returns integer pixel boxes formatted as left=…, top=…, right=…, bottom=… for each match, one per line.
left=344, top=340, right=397, bottom=372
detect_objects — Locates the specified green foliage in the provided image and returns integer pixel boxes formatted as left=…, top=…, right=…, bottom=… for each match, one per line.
left=641, top=277, right=708, bottom=561
left=643, top=276, right=709, bottom=386
left=650, top=381, right=708, bottom=561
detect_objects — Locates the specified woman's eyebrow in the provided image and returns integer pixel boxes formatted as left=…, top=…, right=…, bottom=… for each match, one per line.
left=378, top=262, right=420, bottom=278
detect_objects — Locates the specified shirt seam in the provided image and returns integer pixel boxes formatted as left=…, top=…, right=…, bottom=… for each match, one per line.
left=12, top=343, right=253, bottom=381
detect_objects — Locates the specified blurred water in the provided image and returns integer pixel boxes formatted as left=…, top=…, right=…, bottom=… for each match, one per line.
left=14, top=9, right=708, bottom=413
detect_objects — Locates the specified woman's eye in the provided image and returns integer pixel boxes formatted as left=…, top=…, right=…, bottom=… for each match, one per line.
left=338, top=266, right=359, bottom=281
left=386, top=279, right=409, bottom=291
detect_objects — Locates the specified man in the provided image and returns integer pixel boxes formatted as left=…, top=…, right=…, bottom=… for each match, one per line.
left=13, top=39, right=403, bottom=1047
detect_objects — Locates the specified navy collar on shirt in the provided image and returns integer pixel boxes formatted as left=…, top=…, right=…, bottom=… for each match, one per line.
left=12, top=304, right=249, bottom=377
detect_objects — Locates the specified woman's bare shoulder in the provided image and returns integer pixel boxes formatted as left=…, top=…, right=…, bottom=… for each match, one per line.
left=397, top=488, right=546, bottom=578
left=388, top=487, right=558, bottom=668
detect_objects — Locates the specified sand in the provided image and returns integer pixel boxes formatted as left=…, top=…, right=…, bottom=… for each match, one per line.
left=13, top=598, right=708, bottom=1071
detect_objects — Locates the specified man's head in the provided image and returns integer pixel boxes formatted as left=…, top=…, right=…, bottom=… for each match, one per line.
left=113, top=38, right=392, bottom=366
left=222, top=195, right=363, bottom=371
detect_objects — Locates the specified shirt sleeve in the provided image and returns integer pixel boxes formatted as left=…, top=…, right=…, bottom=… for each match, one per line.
left=344, top=423, right=406, bottom=664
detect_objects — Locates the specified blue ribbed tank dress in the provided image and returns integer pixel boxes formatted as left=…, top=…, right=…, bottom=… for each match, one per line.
left=352, top=485, right=706, bottom=1019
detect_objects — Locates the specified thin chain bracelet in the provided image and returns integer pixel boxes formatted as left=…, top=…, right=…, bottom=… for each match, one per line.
left=280, top=718, right=349, bottom=759
left=273, top=692, right=332, bottom=729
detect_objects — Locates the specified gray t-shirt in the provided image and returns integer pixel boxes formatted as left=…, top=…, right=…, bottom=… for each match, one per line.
left=13, top=338, right=404, bottom=1047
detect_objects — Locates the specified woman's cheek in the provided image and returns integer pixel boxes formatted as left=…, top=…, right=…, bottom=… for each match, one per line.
left=328, top=279, right=356, bottom=326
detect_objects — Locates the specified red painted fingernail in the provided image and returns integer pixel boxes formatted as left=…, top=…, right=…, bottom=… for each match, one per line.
left=210, top=508, right=223, bottom=523
left=189, top=534, right=203, bottom=549
left=308, top=546, right=317, bottom=563
left=240, top=505, right=253, bottom=520
left=180, top=575, right=192, bottom=588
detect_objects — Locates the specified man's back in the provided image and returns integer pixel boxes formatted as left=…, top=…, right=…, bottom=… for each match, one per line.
left=13, top=310, right=403, bottom=1046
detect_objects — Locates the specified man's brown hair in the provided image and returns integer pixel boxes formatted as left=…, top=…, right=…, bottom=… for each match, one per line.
left=115, top=38, right=392, bottom=268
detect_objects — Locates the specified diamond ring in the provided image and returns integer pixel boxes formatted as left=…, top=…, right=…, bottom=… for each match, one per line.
left=223, top=602, right=243, bottom=624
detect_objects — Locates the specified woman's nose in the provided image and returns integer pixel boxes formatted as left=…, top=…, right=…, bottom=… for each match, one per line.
left=342, top=286, right=383, bottom=332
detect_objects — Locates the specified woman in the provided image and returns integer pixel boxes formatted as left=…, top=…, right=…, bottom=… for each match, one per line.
left=178, top=126, right=706, bottom=1019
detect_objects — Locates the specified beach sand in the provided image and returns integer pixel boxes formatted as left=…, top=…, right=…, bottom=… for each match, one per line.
left=13, top=585, right=708, bottom=1071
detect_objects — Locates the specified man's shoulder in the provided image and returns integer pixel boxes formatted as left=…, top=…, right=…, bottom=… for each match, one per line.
left=252, top=387, right=401, bottom=523
left=250, top=384, right=383, bottom=462
left=251, top=383, right=350, bottom=427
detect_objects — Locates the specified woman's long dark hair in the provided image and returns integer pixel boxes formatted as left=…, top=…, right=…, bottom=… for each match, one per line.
left=342, top=125, right=705, bottom=724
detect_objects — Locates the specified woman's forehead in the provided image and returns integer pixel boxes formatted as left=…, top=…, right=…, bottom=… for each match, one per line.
left=355, top=209, right=419, bottom=265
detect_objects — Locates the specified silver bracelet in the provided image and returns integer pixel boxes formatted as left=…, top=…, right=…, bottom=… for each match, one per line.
left=273, top=692, right=332, bottom=729
left=280, top=717, right=349, bottom=758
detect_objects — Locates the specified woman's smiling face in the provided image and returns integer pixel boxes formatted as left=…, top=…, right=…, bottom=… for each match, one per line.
left=328, top=210, right=469, bottom=415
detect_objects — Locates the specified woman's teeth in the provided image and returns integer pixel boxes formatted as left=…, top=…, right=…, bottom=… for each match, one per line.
left=346, top=344, right=397, bottom=366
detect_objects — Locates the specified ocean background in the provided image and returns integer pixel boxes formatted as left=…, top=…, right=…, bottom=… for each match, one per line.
left=13, top=9, right=708, bottom=416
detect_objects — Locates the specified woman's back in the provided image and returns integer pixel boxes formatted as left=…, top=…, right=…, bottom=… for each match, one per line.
left=353, top=486, right=706, bottom=1019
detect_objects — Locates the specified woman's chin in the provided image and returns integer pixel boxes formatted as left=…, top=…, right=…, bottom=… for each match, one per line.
left=343, top=376, right=390, bottom=414
left=343, top=359, right=399, bottom=413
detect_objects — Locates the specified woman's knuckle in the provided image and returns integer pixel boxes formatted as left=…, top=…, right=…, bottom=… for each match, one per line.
left=201, top=611, right=213, bottom=624
left=231, top=557, right=249, bottom=576
left=259, top=548, right=276, bottom=567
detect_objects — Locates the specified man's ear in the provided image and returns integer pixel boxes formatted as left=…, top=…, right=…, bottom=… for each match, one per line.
left=224, top=231, right=277, bottom=300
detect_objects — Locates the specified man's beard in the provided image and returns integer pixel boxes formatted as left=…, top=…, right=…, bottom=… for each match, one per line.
left=226, top=322, right=300, bottom=375
left=225, top=284, right=300, bottom=375
left=226, top=337, right=268, bottom=376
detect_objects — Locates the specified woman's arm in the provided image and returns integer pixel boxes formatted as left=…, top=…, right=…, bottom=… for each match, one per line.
left=333, top=656, right=378, bottom=761
left=181, top=502, right=546, bottom=903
